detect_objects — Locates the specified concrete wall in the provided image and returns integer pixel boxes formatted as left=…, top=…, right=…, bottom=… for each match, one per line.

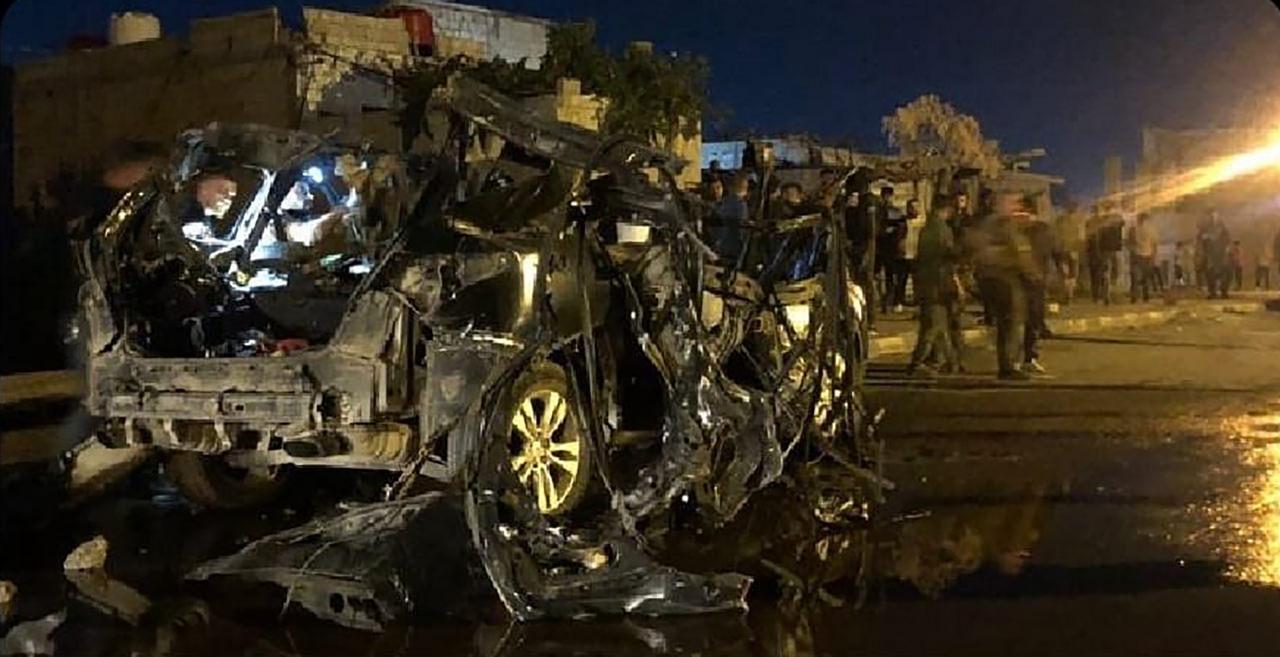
left=404, top=0, right=549, bottom=67
left=703, top=138, right=879, bottom=172
left=526, top=78, right=701, bottom=189
left=298, top=8, right=417, bottom=152
left=524, top=78, right=606, bottom=132
left=11, top=9, right=296, bottom=210
left=656, top=122, right=702, bottom=190
left=702, top=140, right=746, bottom=171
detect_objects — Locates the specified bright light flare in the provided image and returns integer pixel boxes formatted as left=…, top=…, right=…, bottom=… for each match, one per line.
left=1110, top=129, right=1280, bottom=214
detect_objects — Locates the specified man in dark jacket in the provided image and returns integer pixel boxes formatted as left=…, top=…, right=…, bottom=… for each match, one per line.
left=844, top=189, right=877, bottom=324
left=1086, top=207, right=1122, bottom=304
left=1202, top=211, right=1232, bottom=299
left=875, top=187, right=908, bottom=314
left=711, top=175, right=750, bottom=264
left=908, top=196, right=958, bottom=375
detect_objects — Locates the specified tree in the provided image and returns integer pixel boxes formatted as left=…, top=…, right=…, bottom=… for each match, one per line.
left=542, top=23, right=712, bottom=149
left=601, top=45, right=711, bottom=150
left=540, top=21, right=613, bottom=92
left=882, top=95, right=1001, bottom=180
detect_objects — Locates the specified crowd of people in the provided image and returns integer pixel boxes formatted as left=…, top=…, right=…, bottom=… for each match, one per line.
left=698, top=166, right=1280, bottom=382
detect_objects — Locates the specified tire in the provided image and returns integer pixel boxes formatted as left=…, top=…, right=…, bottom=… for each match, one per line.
left=501, top=362, right=593, bottom=517
left=165, top=452, right=287, bottom=510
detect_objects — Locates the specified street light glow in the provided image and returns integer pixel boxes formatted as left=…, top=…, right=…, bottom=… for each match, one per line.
left=1109, top=129, right=1280, bottom=213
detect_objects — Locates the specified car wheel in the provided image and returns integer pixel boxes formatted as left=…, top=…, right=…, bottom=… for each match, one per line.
left=504, top=363, right=593, bottom=517
left=165, top=452, right=287, bottom=510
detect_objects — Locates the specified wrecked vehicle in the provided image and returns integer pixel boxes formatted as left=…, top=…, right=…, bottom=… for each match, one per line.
left=76, top=75, right=879, bottom=621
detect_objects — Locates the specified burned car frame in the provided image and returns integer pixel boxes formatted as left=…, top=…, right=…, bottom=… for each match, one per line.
left=78, top=74, right=880, bottom=620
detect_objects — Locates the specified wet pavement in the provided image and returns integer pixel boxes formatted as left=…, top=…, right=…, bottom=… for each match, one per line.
left=2, top=311, right=1279, bottom=656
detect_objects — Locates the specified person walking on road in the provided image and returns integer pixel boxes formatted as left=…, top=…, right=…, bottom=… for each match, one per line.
left=1127, top=213, right=1158, bottom=303
left=1023, top=202, right=1055, bottom=374
left=908, top=196, right=959, bottom=376
left=969, top=192, right=1038, bottom=380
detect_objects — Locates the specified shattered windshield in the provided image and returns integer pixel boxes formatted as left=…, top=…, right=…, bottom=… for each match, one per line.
left=169, top=149, right=384, bottom=293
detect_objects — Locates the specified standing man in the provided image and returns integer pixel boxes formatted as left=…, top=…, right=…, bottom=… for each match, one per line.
left=969, top=192, right=1037, bottom=380
left=903, top=199, right=926, bottom=306
left=876, top=187, right=908, bottom=314
left=908, top=196, right=958, bottom=375
left=1054, top=200, right=1086, bottom=305
left=775, top=182, right=826, bottom=280
left=1274, top=224, right=1280, bottom=287
left=1174, top=240, right=1193, bottom=286
left=844, top=189, right=877, bottom=325
left=1228, top=240, right=1245, bottom=291
left=811, top=168, right=839, bottom=208
left=1085, top=209, right=1111, bottom=304
left=951, top=190, right=977, bottom=243
left=1255, top=237, right=1273, bottom=291
left=1100, top=206, right=1125, bottom=297
left=1203, top=212, right=1232, bottom=299
left=704, top=176, right=725, bottom=203
left=710, top=175, right=750, bottom=265
left=1127, top=213, right=1158, bottom=303
left=946, top=190, right=978, bottom=365
left=1195, top=214, right=1214, bottom=294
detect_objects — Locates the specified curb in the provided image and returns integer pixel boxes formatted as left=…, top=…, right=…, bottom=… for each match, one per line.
left=869, top=301, right=1264, bottom=357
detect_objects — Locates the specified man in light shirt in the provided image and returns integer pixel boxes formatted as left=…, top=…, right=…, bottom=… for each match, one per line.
left=1127, top=213, right=1158, bottom=303
left=902, top=199, right=926, bottom=307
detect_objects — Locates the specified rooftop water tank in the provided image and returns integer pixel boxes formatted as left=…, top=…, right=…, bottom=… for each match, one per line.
left=108, top=12, right=161, bottom=46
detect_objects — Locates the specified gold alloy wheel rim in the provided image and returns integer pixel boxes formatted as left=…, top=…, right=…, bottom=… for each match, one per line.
left=509, top=388, right=581, bottom=514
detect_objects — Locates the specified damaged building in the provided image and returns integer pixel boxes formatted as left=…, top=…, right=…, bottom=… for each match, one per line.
left=10, top=2, right=704, bottom=214
left=9, top=3, right=554, bottom=211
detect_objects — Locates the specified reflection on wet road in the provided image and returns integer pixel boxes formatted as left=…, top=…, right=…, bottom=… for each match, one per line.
left=3, top=315, right=1280, bottom=655
left=1213, top=401, right=1280, bottom=586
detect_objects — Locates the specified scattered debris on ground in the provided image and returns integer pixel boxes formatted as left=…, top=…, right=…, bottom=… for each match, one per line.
left=0, top=611, right=63, bottom=657
left=62, top=535, right=109, bottom=572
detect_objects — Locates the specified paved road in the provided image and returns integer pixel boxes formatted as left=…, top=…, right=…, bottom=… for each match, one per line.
left=1, top=311, right=1278, bottom=656
left=849, top=310, right=1280, bottom=655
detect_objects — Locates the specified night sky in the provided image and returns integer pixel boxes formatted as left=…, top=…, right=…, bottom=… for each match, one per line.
left=4, top=0, right=1280, bottom=196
